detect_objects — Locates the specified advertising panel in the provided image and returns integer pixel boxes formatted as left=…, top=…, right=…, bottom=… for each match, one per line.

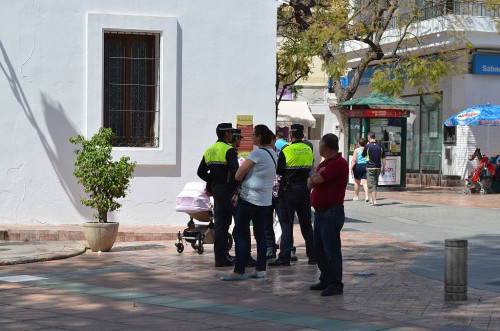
left=236, top=115, right=254, bottom=158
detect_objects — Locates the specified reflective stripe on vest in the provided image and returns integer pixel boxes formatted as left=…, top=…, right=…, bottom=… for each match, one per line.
left=204, top=141, right=233, bottom=165
left=282, top=142, right=313, bottom=169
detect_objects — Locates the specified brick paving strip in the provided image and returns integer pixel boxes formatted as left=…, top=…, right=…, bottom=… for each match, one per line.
left=1, top=230, right=499, bottom=330
left=0, top=187, right=499, bottom=330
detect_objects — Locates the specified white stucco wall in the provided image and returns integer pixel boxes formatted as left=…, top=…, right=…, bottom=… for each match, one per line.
left=0, top=1, right=277, bottom=225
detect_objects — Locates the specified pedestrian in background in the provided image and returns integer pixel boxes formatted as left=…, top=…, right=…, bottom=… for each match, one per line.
left=350, top=137, right=369, bottom=202
left=275, top=132, right=287, bottom=152
left=307, top=133, right=348, bottom=296
left=361, top=132, right=386, bottom=206
left=221, top=124, right=277, bottom=281
left=231, top=129, right=245, bottom=166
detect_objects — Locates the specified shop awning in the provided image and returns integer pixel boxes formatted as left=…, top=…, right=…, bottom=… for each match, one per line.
left=337, top=93, right=418, bottom=110
left=277, top=101, right=316, bottom=128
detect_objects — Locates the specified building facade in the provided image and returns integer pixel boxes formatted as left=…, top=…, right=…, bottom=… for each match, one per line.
left=297, top=1, right=500, bottom=184
left=346, top=2, right=500, bottom=183
left=0, top=1, right=277, bottom=225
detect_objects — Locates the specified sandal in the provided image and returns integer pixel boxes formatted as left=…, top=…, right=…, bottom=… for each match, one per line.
left=220, top=273, right=246, bottom=281
left=248, top=271, right=266, bottom=279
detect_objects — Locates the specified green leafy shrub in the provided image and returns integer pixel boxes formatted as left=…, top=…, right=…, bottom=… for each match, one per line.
left=70, top=128, right=136, bottom=223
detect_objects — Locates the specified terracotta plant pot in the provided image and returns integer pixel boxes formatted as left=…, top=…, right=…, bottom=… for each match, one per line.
left=83, top=222, right=119, bottom=252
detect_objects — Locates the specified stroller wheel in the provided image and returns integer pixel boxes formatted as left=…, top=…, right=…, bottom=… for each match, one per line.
left=197, top=242, right=204, bottom=254
left=480, top=188, right=486, bottom=195
left=227, top=233, right=233, bottom=250
left=191, top=242, right=199, bottom=250
left=176, top=243, right=184, bottom=253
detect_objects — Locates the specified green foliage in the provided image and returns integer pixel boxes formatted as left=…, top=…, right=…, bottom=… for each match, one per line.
left=277, top=0, right=494, bottom=106
left=69, top=128, right=136, bottom=223
left=277, top=5, right=316, bottom=90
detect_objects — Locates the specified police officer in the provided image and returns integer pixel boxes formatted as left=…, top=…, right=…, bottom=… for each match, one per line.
left=197, top=123, right=239, bottom=267
left=269, top=124, right=316, bottom=266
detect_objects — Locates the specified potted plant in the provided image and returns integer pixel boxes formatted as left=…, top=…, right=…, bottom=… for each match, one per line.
left=70, top=127, right=136, bottom=252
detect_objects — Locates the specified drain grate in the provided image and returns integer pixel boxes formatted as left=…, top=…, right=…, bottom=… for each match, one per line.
left=345, top=258, right=393, bottom=263
left=399, top=204, right=434, bottom=208
left=353, top=272, right=376, bottom=277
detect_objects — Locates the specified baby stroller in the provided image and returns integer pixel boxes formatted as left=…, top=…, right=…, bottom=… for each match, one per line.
left=463, top=149, right=496, bottom=195
left=174, top=182, right=233, bottom=254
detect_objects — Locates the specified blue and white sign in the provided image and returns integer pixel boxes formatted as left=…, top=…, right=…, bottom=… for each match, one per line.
left=444, top=104, right=500, bottom=126
left=472, top=54, right=500, bottom=75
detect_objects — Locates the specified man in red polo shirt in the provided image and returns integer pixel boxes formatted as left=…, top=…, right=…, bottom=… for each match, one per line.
left=307, top=133, right=348, bottom=296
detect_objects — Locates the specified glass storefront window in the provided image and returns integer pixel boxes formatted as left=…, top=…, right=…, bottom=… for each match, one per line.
left=420, top=94, right=443, bottom=172
left=404, top=95, right=421, bottom=171
left=349, top=118, right=362, bottom=152
left=369, top=118, right=403, bottom=156
left=403, top=94, right=442, bottom=172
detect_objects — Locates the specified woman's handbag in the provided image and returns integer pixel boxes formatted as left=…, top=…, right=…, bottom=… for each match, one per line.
left=230, top=184, right=241, bottom=207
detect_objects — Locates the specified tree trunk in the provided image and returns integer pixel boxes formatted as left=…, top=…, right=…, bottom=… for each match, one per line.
left=98, top=209, right=108, bottom=223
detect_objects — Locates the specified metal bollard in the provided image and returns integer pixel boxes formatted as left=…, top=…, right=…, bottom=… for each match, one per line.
left=444, top=239, right=468, bottom=301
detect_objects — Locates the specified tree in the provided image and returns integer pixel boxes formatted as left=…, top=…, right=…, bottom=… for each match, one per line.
left=276, top=2, right=318, bottom=118
left=277, top=0, right=498, bottom=121
left=70, top=128, right=136, bottom=223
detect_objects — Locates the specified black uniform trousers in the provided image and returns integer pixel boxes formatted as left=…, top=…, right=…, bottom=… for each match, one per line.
left=265, top=198, right=277, bottom=251
left=212, top=185, right=234, bottom=262
left=212, top=184, right=251, bottom=262
left=276, top=182, right=315, bottom=261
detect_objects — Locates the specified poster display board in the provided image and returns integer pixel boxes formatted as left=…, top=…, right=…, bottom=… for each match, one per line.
left=236, top=115, right=253, bottom=158
left=348, top=155, right=401, bottom=186
left=378, top=156, right=401, bottom=185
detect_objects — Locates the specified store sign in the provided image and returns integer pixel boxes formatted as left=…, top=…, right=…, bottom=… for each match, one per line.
left=236, top=115, right=254, bottom=158
left=472, top=54, right=500, bottom=75
left=346, top=109, right=410, bottom=118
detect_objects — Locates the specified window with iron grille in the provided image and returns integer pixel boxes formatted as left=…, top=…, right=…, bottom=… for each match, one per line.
left=104, top=32, right=160, bottom=147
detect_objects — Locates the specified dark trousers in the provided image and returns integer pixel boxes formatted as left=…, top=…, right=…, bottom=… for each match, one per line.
left=276, top=182, right=315, bottom=261
left=232, top=199, right=268, bottom=274
left=314, top=205, right=344, bottom=289
left=264, top=198, right=277, bottom=251
left=212, top=185, right=252, bottom=262
left=212, top=185, right=234, bottom=261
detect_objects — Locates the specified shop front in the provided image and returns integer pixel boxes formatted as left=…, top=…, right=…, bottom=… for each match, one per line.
left=346, top=108, right=410, bottom=188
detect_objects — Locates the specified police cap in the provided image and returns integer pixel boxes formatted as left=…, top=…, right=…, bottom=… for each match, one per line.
left=290, top=124, right=304, bottom=133
left=216, top=123, right=235, bottom=135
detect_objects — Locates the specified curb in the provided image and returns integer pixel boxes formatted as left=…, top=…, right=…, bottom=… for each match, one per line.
left=0, top=242, right=87, bottom=266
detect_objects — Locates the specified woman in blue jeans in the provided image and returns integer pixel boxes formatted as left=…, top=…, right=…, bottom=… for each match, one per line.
left=221, top=124, right=277, bottom=281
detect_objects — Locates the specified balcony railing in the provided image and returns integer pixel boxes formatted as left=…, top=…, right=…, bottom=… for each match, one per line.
left=388, top=1, right=500, bottom=30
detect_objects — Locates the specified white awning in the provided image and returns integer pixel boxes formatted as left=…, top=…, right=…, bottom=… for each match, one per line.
left=277, top=101, right=316, bottom=128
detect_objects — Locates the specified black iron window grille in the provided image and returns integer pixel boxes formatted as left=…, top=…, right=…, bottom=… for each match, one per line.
left=104, top=32, right=160, bottom=147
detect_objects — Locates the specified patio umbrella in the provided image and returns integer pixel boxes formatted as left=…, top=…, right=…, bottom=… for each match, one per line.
left=443, top=104, right=500, bottom=127
left=444, top=104, right=500, bottom=168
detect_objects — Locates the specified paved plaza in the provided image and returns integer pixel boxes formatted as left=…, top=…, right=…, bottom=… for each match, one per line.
left=0, top=187, right=499, bottom=330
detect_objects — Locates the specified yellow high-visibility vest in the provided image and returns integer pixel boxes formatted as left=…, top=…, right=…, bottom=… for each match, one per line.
left=282, top=142, right=313, bottom=169
left=204, top=141, right=233, bottom=165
